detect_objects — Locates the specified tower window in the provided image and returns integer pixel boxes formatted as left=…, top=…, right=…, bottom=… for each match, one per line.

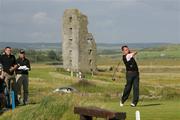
left=69, top=59, right=72, bottom=66
left=69, top=17, right=72, bottom=22
left=69, top=28, right=72, bottom=34
left=69, top=39, right=72, bottom=46
left=89, top=59, right=92, bottom=65
left=89, top=49, right=92, bottom=55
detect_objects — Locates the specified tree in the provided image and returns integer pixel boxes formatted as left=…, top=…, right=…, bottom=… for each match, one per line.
left=48, top=50, right=57, bottom=60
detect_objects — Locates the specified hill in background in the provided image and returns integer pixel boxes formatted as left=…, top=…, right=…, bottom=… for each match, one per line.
left=0, top=42, right=173, bottom=50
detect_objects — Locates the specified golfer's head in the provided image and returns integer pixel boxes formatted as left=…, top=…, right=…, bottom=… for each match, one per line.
left=121, top=45, right=130, bottom=55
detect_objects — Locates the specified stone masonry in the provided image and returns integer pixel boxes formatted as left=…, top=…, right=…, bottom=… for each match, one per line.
left=62, top=9, right=97, bottom=73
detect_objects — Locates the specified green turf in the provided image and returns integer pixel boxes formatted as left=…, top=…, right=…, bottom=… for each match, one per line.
left=0, top=57, right=180, bottom=120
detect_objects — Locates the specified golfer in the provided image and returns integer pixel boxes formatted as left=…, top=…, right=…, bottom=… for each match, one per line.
left=120, top=45, right=139, bottom=107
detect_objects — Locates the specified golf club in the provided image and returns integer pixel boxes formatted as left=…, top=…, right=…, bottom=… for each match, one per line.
left=112, top=61, right=121, bottom=81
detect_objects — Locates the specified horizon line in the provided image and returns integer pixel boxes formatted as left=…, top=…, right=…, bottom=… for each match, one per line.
left=0, top=41, right=179, bottom=44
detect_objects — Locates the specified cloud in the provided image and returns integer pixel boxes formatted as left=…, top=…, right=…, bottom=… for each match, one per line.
left=32, top=12, right=56, bottom=24
left=0, top=0, right=179, bottom=43
left=29, top=32, right=57, bottom=42
left=139, top=0, right=180, bottom=11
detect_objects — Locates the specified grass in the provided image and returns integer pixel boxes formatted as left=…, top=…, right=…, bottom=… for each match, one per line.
left=105, top=100, right=180, bottom=120
left=0, top=95, right=73, bottom=120
left=0, top=56, right=180, bottom=119
left=1, top=95, right=179, bottom=120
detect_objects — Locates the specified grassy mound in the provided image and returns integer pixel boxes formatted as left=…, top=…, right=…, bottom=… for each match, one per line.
left=0, top=95, right=73, bottom=120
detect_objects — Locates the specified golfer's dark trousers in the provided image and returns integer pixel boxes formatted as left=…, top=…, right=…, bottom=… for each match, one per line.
left=121, top=71, right=139, bottom=105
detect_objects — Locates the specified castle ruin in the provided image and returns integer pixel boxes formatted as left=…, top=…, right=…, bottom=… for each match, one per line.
left=62, top=9, right=97, bottom=73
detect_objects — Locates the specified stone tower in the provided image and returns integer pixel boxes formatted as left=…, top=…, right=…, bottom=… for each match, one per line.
left=62, top=9, right=96, bottom=73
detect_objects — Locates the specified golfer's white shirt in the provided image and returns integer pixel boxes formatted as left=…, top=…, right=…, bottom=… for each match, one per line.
left=126, top=53, right=133, bottom=61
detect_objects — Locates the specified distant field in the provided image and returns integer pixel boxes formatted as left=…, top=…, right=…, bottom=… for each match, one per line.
left=97, top=44, right=180, bottom=66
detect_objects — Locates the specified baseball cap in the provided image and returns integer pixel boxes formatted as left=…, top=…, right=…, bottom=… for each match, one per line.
left=19, top=49, right=25, bottom=54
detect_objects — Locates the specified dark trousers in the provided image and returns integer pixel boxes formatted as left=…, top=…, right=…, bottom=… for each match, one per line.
left=121, top=71, right=139, bottom=105
left=16, top=74, right=29, bottom=103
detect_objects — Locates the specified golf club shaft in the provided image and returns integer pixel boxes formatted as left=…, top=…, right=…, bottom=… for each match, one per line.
left=112, top=61, right=121, bottom=81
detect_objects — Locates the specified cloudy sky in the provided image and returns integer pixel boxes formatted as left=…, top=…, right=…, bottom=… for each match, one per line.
left=0, top=0, right=180, bottom=43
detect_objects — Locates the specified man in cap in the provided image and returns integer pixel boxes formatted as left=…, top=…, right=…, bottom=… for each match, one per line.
left=16, top=49, right=31, bottom=105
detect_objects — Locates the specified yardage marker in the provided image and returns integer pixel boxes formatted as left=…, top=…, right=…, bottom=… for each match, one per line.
left=136, top=110, right=140, bottom=120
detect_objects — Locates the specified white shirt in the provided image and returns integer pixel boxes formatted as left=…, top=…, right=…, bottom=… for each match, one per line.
left=126, top=53, right=133, bottom=61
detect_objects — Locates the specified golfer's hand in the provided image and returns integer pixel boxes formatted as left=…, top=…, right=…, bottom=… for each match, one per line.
left=134, top=51, right=138, bottom=55
left=130, top=51, right=137, bottom=56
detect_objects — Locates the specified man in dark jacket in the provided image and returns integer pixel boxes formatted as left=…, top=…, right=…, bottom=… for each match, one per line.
left=16, top=49, right=31, bottom=105
left=120, top=45, right=139, bottom=107
left=0, top=63, right=6, bottom=110
left=0, top=46, right=18, bottom=107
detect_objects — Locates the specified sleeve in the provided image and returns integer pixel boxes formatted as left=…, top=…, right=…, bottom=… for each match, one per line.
left=126, top=53, right=133, bottom=62
left=0, top=55, right=2, bottom=64
left=13, top=56, right=17, bottom=65
left=27, top=60, right=31, bottom=71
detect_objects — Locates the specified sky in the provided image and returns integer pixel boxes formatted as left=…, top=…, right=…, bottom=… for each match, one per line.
left=0, top=0, right=180, bottom=43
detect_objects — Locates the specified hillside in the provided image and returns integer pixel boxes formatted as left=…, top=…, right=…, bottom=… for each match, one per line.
left=0, top=42, right=171, bottom=50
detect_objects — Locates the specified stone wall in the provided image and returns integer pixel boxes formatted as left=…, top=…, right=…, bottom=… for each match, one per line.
left=62, top=9, right=96, bottom=73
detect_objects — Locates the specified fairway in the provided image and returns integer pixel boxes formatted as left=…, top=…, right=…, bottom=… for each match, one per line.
left=105, top=100, right=180, bottom=120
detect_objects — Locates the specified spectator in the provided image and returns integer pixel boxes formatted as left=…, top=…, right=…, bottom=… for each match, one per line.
left=16, top=49, right=31, bottom=105
left=0, top=47, right=18, bottom=107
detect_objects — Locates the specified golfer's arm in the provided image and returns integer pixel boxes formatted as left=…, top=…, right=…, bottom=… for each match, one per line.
left=28, top=61, right=31, bottom=71
left=131, top=51, right=137, bottom=57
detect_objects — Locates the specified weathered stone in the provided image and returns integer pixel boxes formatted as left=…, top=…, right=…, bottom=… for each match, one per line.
left=62, top=9, right=97, bottom=73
